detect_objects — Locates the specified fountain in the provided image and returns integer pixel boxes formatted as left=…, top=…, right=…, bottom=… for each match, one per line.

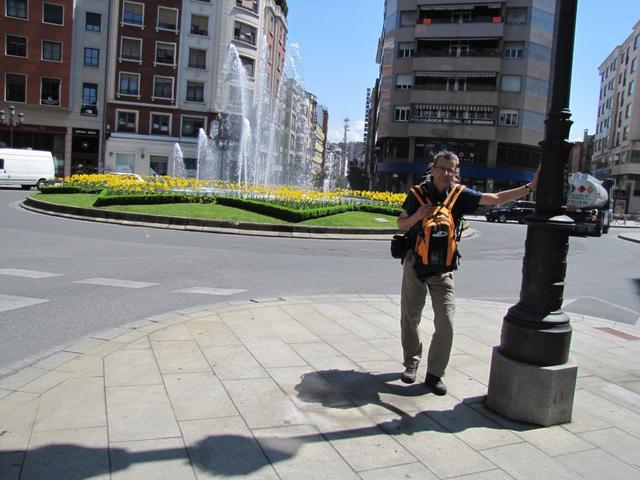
left=176, top=36, right=318, bottom=189
left=171, top=143, right=184, bottom=178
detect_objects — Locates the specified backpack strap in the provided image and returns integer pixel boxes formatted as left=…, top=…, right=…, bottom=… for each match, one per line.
left=443, top=184, right=465, bottom=210
left=410, top=184, right=431, bottom=207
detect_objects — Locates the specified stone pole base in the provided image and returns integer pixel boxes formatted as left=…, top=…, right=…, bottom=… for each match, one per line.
left=485, top=347, right=577, bottom=426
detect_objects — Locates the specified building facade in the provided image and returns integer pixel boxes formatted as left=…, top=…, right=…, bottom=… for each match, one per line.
left=104, top=0, right=288, bottom=177
left=366, top=0, right=555, bottom=193
left=1, top=0, right=75, bottom=176
left=591, top=21, right=640, bottom=214
left=1, top=0, right=287, bottom=178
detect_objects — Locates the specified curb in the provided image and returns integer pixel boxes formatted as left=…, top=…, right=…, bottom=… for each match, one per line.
left=618, top=233, right=640, bottom=244
left=22, top=196, right=401, bottom=240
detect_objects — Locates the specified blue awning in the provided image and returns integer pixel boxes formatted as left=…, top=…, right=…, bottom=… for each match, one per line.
left=461, top=166, right=534, bottom=182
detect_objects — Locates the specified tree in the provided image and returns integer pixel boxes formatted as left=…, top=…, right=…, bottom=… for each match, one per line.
left=347, top=161, right=367, bottom=190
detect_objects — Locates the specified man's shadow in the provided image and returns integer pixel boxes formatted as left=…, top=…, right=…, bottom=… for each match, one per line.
left=1, top=369, right=539, bottom=478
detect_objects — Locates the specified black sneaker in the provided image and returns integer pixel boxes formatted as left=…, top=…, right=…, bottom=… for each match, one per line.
left=400, top=364, right=418, bottom=384
left=425, top=373, right=447, bottom=396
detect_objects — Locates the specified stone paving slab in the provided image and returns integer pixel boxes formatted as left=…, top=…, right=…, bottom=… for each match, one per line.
left=1, top=295, right=640, bottom=479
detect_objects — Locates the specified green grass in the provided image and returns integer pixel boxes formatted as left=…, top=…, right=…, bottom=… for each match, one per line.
left=32, top=193, right=399, bottom=228
left=36, top=193, right=99, bottom=208
left=106, top=203, right=288, bottom=224
left=301, top=211, right=398, bottom=228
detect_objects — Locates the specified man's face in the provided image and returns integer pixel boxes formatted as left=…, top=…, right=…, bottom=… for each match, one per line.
left=432, top=157, right=458, bottom=191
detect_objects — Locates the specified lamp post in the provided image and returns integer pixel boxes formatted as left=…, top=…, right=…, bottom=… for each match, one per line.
left=486, top=0, right=579, bottom=426
left=0, top=105, right=25, bottom=148
left=210, top=119, right=228, bottom=180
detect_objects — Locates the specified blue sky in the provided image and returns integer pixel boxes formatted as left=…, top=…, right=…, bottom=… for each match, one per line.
left=285, top=0, right=639, bottom=143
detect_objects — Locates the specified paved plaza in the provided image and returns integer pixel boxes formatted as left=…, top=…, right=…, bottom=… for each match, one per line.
left=1, top=294, right=639, bottom=479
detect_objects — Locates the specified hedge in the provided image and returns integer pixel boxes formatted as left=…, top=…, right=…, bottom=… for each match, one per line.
left=216, top=196, right=355, bottom=222
left=93, top=192, right=215, bottom=207
left=38, top=186, right=85, bottom=194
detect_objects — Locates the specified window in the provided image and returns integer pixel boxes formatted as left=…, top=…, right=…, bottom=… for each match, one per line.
left=629, top=80, right=635, bottom=95
left=394, top=106, right=409, bottom=122
left=121, top=37, right=142, bottom=61
left=240, top=56, right=255, bottom=77
left=150, top=115, right=170, bottom=136
left=501, top=75, right=522, bottom=92
left=43, top=3, right=63, bottom=24
left=157, top=7, right=178, bottom=31
left=115, top=153, right=136, bottom=173
left=42, top=40, right=62, bottom=61
left=82, top=83, right=97, bottom=106
left=234, top=21, right=256, bottom=45
left=635, top=34, right=640, bottom=50
left=153, top=76, right=173, bottom=99
left=191, top=14, right=208, bottom=35
left=81, top=83, right=97, bottom=115
left=149, top=155, right=168, bottom=175
left=119, top=72, right=140, bottom=96
left=122, top=1, right=144, bottom=26
left=84, top=47, right=99, bottom=67
left=41, top=77, right=60, bottom=106
left=188, top=48, right=206, bottom=69
left=503, top=41, right=524, bottom=59
left=236, top=0, right=258, bottom=13
left=85, top=12, right=101, bottom=31
left=399, top=10, right=416, bottom=26
left=117, top=110, right=137, bottom=132
left=5, top=73, right=26, bottom=102
left=155, top=42, right=175, bottom=65
left=395, top=74, right=412, bottom=90
left=499, top=109, right=519, bottom=126
left=6, top=35, right=27, bottom=57
left=181, top=116, right=205, bottom=137
left=623, top=126, right=629, bottom=141
left=626, top=103, right=632, bottom=119
left=506, top=7, right=527, bottom=24
left=6, top=0, right=27, bottom=19
left=186, top=82, right=204, bottom=102
left=631, top=58, right=637, bottom=74
left=398, top=42, right=415, bottom=58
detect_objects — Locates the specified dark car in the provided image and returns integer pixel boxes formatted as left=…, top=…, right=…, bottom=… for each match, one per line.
left=485, top=200, right=536, bottom=223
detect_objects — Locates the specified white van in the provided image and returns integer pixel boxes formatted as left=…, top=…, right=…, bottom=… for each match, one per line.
left=0, top=148, right=55, bottom=190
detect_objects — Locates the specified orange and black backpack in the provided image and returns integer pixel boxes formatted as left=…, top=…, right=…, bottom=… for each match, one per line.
left=410, top=183, right=465, bottom=273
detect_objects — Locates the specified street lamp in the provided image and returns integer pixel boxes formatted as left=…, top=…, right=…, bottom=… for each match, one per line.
left=0, top=105, right=25, bottom=148
left=486, top=0, right=579, bottom=426
left=210, top=119, right=228, bottom=180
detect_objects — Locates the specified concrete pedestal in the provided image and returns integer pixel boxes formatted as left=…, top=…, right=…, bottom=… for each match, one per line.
left=485, top=347, right=577, bottom=426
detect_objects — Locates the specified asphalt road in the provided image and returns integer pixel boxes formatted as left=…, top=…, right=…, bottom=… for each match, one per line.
left=1, top=187, right=638, bottom=372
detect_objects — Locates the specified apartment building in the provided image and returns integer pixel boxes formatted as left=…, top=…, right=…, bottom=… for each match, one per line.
left=1, top=0, right=74, bottom=176
left=69, top=0, right=110, bottom=176
left=99, top=0, right=287, bottom=176
left=366, top=0, right=555, bottom=193
left=1, top=0, right=290, bottom=179
left=592, top=21, right=640, bottom=214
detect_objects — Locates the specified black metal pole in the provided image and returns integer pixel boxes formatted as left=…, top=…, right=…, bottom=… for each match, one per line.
left=499, top=0, right=578, bottom=366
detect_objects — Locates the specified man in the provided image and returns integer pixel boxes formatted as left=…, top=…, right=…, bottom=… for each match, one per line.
left=397, top=151, right=538, bottom=395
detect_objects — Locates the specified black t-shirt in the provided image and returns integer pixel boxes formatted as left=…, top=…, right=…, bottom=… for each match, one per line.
left=401, top=181, right=482, bottom=243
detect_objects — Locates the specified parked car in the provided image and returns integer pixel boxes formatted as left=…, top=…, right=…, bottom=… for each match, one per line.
left=485, top=200, right=536, bottom=223
left=0, top=148, right=55, bottom=190
left=103, top=171, right=145, bottom=182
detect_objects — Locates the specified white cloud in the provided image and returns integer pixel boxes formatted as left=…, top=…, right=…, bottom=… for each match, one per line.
left=327, top=120, right=365, bottom=143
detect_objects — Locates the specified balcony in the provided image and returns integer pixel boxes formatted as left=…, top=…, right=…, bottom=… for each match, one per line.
left=81, top=104, right=98, bottom=116
left=415, top=22, right=503, bottom=39
left=412, top=56, right=501, bottom=72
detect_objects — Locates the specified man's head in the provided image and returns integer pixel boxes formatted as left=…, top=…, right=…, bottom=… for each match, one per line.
left=431, top=151, right=459, bottom=191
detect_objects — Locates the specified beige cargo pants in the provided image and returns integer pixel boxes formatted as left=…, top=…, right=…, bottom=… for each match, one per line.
left=400, top=252, right=456, bottom=378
